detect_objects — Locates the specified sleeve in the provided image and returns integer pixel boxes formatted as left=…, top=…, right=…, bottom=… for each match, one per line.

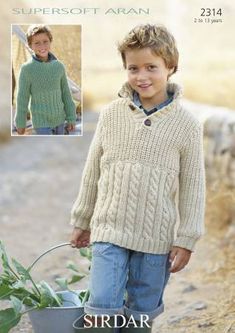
left=70, top=111, right=104, bottom=230
left=15, top=66, right=31, bottom=128
left=174, top=123, right=206, bottom=251
left=60, top=66, right=76, bottom=124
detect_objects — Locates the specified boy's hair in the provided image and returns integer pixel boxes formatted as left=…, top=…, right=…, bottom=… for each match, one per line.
left=26, top=24, right=53, bottom=46
left=118, top=24, right=179, bottom=76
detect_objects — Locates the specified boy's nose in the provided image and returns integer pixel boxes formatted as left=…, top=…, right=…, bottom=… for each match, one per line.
left=136, top=70, right=148, bottom=81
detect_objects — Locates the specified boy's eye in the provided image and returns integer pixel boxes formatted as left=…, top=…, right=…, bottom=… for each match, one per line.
left=147, top=65, right=157, bottom=71
left=128, top=67, right=138, bottom=72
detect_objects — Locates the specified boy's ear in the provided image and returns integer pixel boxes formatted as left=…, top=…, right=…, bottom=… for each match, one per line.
left=168, top=67, right=175, bottom=75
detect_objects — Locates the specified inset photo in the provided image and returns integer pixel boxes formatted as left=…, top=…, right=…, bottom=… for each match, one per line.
left=11, top=24, right=82, bottom=136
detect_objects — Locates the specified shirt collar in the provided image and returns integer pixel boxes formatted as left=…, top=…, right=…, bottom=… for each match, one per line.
left=32, top=52, right=57, bottom=63
left=133, top=90, right=174, bottom=115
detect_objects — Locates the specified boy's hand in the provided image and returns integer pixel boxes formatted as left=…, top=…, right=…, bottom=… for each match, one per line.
left=17, top=128, right=25, bottom=135
left=169, top=246, right=192, bottom=273
left=67, top=124, right=76, bottom=131
left=70, top=227, right=90, bottom=248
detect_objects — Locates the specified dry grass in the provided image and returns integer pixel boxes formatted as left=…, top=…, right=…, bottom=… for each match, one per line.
left=183, top=72, right=235, bottom=110
left=206, top=182, right=235, bottom=232
left=168, top=182, right=235, bottom=333
left=203, top=182, right=235, bottom=285
left=190, top=182, right=235, bottom=332
left=49, top=25, right=81, bottom=86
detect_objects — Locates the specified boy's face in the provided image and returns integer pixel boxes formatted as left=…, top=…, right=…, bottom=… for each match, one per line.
left=30, top=33, right=51, bottom=61
left=125, top=47, right=174, bottom=109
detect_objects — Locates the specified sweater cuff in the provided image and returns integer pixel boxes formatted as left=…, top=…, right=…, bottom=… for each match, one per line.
left=70, top=216, right=90, bottom=231
left=173, top=235, right=199, bottom=252
left=15, top=113, right=27, bottom=129
left=67, top=119, right=76, bottom=125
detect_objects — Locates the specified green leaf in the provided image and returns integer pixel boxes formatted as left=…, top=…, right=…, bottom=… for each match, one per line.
left=78, top=290, right=86, bottom=299
left=68, top=274, right=85, bottom=285
left=79, top=247, right=92, bottom=261
left=12, top=280, right=26, bottom=290
left=0, top=308, right=21, bottom=333
left=11, top=259, right=41, bottom=298
left=11, top=278, right=35, bottom=295
left=1, top=272, right=16, bottom=286
left=66, top=261, right=79, bottom=273
left=79, top=290, right=90, bottom=304
left=10, top=296, right=23, bottom=315
left=38, top=287, right=53, bottom=308
left=0, top=241, right=10, bottom=270
left=38, top=281, right=62, bottom=308
left=55, top=278, right=68, bottom=290
left=0, top=283, right=12, bottom=300
left=12, top=259, right=32, bottom=281
left=22, top=296, right=38, bottom=307
left=11, top=281, right=40, bottom=304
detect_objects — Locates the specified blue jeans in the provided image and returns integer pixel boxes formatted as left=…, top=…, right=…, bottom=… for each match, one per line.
left=34, top=123, right=65, bottom=135
left=84, top=242, right=171, bottom=321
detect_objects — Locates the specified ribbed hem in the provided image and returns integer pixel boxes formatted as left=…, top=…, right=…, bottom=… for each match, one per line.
left=31, top=111, right=66, bottom=129
left=173, top=235, right=199, bottom=252
left=66, top=119, right=76, bottom=125
left=64, top=104, right=76, bottom=124
left=15, top=112, right=27, bottom=128
left=90, top=226, right=173, bottom=254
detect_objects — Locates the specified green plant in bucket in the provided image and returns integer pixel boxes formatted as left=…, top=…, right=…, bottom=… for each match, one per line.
left=0, top=240, right=91, bottom=333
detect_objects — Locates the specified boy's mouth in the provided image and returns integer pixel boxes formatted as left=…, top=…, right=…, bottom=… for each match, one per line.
left=137, top=84, right=152, bottom=89
left=38, top=49, right=48, bottom=54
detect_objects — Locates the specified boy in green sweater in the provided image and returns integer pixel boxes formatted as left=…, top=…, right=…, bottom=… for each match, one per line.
left=15, top=25, right=76, bottom=135
left=70, top=24, right=206, bottom=332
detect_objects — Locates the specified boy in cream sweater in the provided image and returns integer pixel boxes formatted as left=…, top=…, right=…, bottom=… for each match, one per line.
left=70, top=24, right=206, bottom=332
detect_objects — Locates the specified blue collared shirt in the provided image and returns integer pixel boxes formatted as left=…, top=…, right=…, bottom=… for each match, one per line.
left=32, top=52, right=57, bottom=63
left=133, top=91, right=174, bottom=116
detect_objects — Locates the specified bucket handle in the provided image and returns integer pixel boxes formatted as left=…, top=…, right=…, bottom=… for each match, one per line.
left=73, top=312, right=87, bottom=330
left=27, top=242, right=71, bottom=272
left=26, top=242, right=90, bottom=305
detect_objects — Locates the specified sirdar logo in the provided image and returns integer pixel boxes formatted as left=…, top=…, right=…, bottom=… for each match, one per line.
left=82, top=314, right=151, bottom=328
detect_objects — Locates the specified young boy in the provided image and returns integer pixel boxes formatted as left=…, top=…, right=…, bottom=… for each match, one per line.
left=15, top=24, right=76, bottom=135
left=70, top=24, right=206, bottom=332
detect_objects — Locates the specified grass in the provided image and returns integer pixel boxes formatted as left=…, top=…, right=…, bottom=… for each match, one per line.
left=183, top=71, right=235, bottom=110
left=206, top=181, right=235, bottom=232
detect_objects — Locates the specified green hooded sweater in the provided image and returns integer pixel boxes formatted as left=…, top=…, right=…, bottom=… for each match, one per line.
left=15, top=57, right=76, bottom=128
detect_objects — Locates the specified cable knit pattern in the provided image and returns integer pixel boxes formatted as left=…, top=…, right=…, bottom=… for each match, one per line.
left=15, top=58, right=76, bottom=128
left=70, top=82, right=206, bottom=253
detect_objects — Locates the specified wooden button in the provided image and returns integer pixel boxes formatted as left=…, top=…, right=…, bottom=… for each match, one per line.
left=129, top=104, right=136, bottom=111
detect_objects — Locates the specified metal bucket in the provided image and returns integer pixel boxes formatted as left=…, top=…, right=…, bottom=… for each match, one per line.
left=28, top=290, right=84, bottom=333
left=73, top=312, right=89, bottom=331
left=26, top=243, right=89, bottom=333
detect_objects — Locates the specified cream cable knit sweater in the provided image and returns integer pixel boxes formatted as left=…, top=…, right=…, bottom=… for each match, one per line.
left=71, top=82, right=206, bottom=253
